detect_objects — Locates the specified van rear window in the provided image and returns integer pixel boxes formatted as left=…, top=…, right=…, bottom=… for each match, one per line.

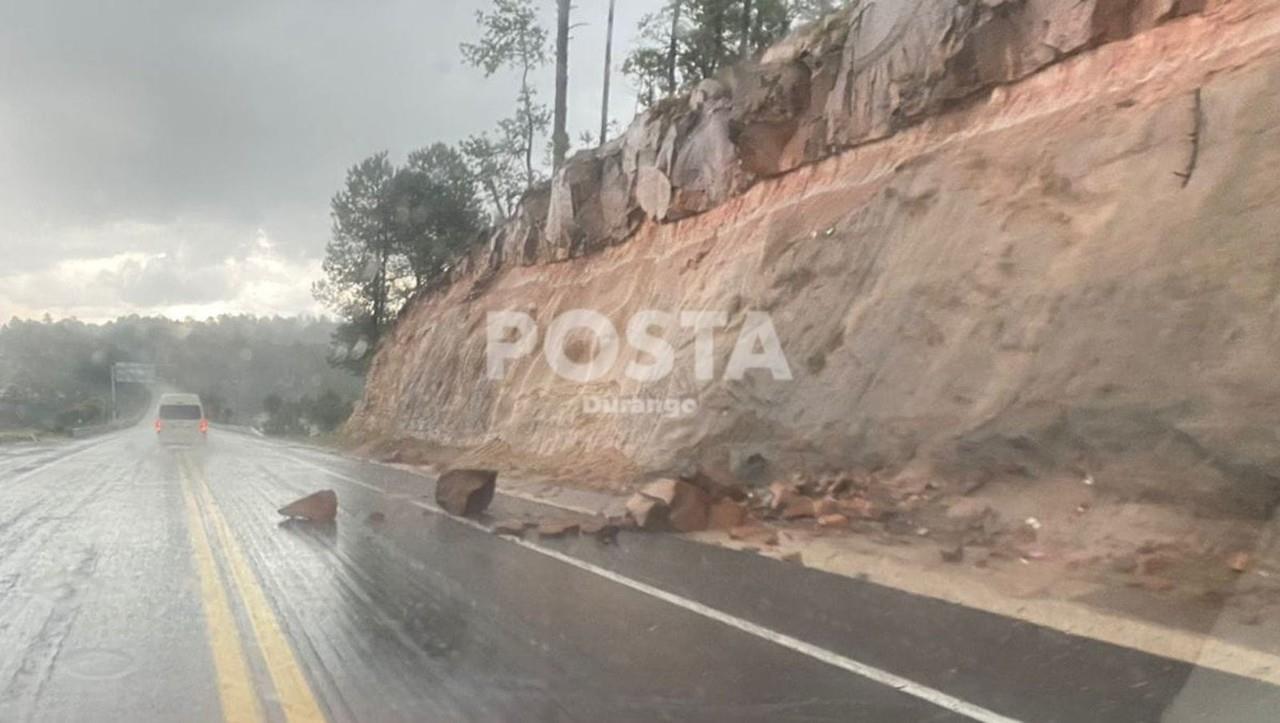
left=159, top=405, right=202, bottom=420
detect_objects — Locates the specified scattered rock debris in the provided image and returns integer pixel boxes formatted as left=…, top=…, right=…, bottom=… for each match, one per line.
left=537, top=520, right=580, bottom=538
left=580, top=517, right=621, bottom=544
left=492, top=519, right=533, bottom=537
left=817, top=513, right=849, bottom=528
left=435, top=469, right=497, bottom=517
left=707, top=500, right=749, bottom=530
left=1228, top=551, right=1251, bottom=573
left=278, top=490, right=338, bottom=523
left=458, top=462, right=1278, bottom=632
left=625, top=494, right=666, bottom=530
left=729, top=525, right=779, bottom=546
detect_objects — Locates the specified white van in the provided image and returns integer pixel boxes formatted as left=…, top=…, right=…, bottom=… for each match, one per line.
left=155, top=393, right=207, bottom=446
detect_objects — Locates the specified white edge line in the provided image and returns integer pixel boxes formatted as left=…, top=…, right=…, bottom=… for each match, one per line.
left=279, top=452, right=1021, bottom=723
left=7, top=435, right=116, bottom=485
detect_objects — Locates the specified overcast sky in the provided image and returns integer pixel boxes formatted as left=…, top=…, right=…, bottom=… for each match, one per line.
left=0, top=0, right=661, bottom=322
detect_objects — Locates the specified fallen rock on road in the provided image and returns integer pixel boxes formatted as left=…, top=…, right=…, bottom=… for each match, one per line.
left=278, top=490, right=338, bottom=523
left=626, top=478, right=712, bottom=532
left=626, top=494, right=666, bottom=530
left=580, top=517, right=621, bottom=544
left=435, top=468, right=497, bottom=517
left=707, top=500, right=748, bottom=530
left=492, top=519, right=532, bottom=537
left=537, top=520, right=580, bottom=538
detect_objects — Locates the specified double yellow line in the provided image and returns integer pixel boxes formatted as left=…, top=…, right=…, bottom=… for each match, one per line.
left=179, top=456, right=327, bottom=723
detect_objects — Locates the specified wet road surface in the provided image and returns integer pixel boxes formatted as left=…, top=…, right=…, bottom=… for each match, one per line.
left=0, top=426, right=1278, bottom=722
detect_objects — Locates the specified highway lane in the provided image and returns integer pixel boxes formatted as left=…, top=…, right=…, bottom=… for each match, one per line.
left=0, top=427, right=959, bottom=722
left=1, top=425, right=1278, bottom=722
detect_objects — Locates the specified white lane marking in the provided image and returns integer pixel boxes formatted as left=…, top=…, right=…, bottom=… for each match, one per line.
left=5, top=436, right=116, bottom=485
left=277, top=453, right=1020, bottom=723
left=250, top=437, right=1280, bottom=689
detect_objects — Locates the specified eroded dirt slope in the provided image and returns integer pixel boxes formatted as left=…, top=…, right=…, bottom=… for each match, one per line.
left=350, top=0, right=1280, bottom=518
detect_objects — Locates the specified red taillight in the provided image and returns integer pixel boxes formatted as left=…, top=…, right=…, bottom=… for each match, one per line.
left=154, top=419, right=163, bottom=432
left=199, top=419, right=209, bottom=434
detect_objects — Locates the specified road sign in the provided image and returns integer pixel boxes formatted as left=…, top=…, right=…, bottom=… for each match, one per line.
left=112, top=363, right=156, bottom=384
left=110, top=362, right=157, bottom=422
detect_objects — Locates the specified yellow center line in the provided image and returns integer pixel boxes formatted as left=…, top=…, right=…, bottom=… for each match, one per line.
left=185, top=457, right=328, bottom=723
left=179, top=462, right=265, bottom=723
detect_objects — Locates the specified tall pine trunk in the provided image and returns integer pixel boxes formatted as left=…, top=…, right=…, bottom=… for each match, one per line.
left=552, top=0, right=570, bottom=170
left=666, top=0, right=682, bottom=94
left=741, top=0, right=753, bottom=57
left=600, top=0, right=616, bottom=143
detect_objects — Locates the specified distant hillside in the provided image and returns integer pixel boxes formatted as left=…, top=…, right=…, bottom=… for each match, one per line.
left=0, top=315, right=362, bottom=431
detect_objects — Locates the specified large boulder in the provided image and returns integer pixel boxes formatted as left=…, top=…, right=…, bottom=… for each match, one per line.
left=278, top=490, right=338, bottom=523
left=640, top=478, right=712, bottom=533
left=435, top=469, right=497, bottom=517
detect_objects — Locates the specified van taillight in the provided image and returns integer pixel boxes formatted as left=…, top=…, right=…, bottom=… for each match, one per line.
left=199, top=419, right=209, bottom=434
left=154, top=419, right=163, bottom=432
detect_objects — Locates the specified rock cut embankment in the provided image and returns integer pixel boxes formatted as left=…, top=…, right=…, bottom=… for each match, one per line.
left=350, top=0, right=1280, bottom=517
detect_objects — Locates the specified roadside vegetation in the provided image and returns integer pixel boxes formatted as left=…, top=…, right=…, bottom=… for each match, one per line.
left=313, top=0, right=845, bottom=371
left=0, top=315, right=361, bottom=436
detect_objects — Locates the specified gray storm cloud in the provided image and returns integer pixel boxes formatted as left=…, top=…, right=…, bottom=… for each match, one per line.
left=0, top=0, right=658, bottom=320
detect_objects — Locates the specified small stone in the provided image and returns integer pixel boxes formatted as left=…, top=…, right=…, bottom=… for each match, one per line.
left=780, top=496, right=816, bottom=520
left=365, top=511, right=386, bottom=525
left=580, top=517, right=621, bottom=543
left=537, top=520, right=580, bottom=538
left=780, top=551, right=803, bottom=563
left=492, top=519, right=531, bottom=536
left=941, top=544, right=965, bottom=564
left=1228, top=551, right=1251, bottom=573
left=729, top=525, right=779, bottom=546
left=768, top=481, right=793, bottom=511
left=817, top=513, right=849, bottom=528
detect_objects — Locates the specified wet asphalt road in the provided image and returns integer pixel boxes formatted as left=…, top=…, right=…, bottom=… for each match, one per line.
left=1, top=427, right=1278, bottom=722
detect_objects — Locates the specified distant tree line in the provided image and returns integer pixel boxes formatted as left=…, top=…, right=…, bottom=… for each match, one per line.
left=312, top=0, right=848, bottom=370
left=0, top=315, right=362, bottom=434
left=260, top=390, right=353, bottom=437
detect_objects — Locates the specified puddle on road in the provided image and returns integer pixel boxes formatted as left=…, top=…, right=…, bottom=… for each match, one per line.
left=61, top=648, right=137, bottom=680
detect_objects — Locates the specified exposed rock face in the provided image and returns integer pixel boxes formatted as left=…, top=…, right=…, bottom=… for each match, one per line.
left=468, top=0, right=1220, bottom=272
left=352, top=0, right=1280, bottom=517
